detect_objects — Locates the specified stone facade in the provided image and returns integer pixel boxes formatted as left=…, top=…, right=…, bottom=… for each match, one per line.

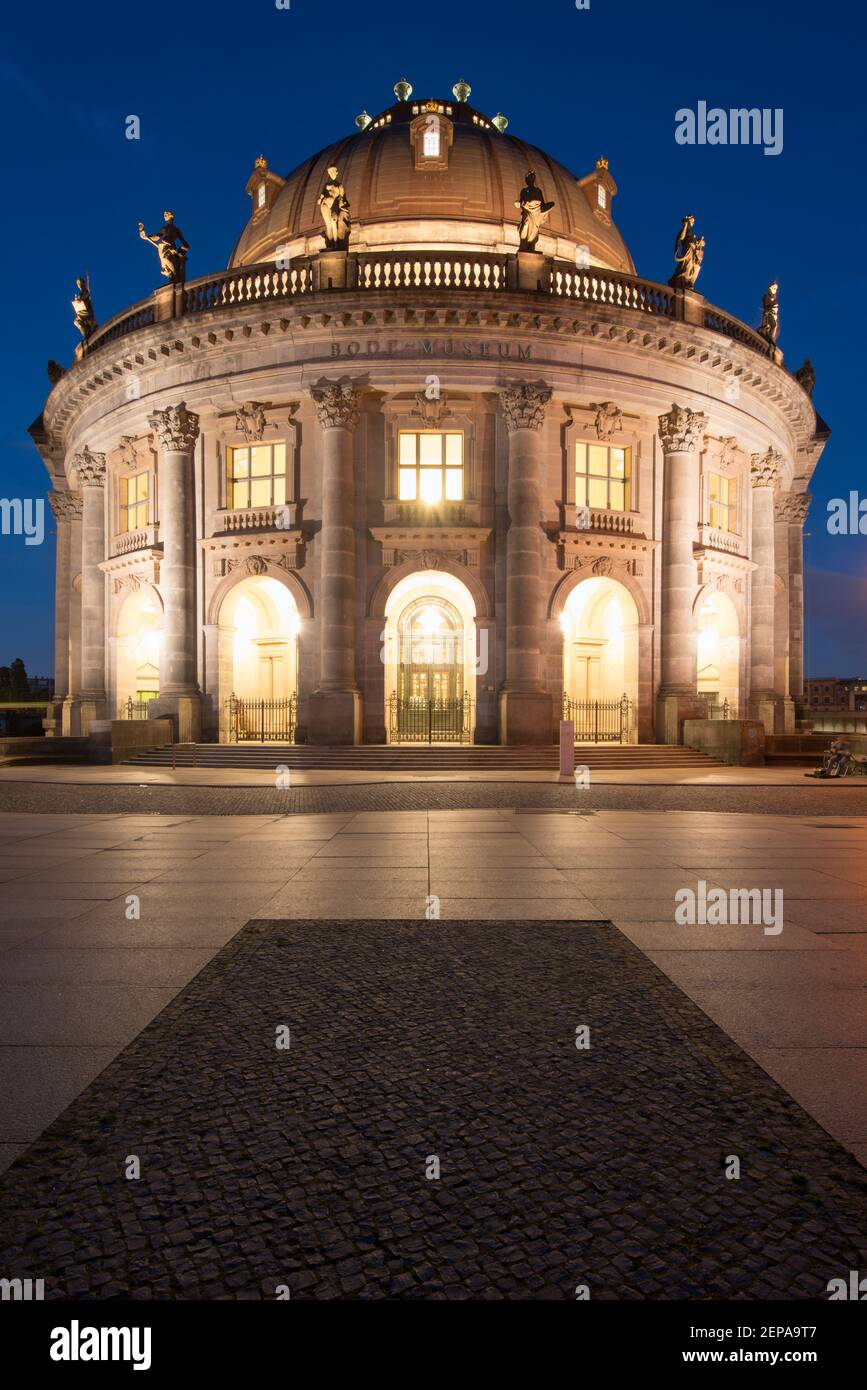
left=32, top=96, right=825, bottom=746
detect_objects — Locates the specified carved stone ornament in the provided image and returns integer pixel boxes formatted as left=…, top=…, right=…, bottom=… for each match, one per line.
left=592, top=402, right=623, bottom=440
left=73, top=447, right=107, bottom=486
left=500, top=383, right=552, bottom=432
left=718, top=436, right=739, bottom=470
left=592, top=556, right=614, bottom=576
left=750, top=447, right=783, bottom=488
left=114, top=435, right=145, bottom=470
left=234, top=402, right=270, bottom=442
left=412, top=392, right=452, bottom=426
left=113, top=574, right=142, bottom=596
left=148, top=402, right=201, bottom=453
left=775, top=491, right=811, bottom=524
left=310, top=382, right=361, bottom=431
left=794, top=358, right=815, bottom=398
left=72, top=573, right=82, bottom=594
left=657, top=404, right=708, bottom=453
left=48, top=490, right=77, bottom=522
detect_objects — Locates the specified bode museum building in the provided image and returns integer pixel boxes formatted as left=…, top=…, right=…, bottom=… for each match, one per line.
left=33, top=81, right=825, bottom=751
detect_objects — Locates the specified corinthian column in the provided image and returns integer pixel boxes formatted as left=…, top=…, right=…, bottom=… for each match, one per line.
left=656, top=404, right=707, bottom=744
left=308, top=382, right=361, bottom=745
left=47, top=491, right=73, bottom=733
left=498, top=382, right=554, bottom=745
left=148, top=403, right=202, bottom=740
left=73, top=448, right=107, bottom=732
left=749, top=448, right=785, bottom=732
left=776, top=492, right=811, bottom=708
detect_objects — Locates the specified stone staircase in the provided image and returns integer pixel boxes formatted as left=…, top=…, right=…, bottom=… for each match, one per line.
left=125, top=743, right=725, bottom=771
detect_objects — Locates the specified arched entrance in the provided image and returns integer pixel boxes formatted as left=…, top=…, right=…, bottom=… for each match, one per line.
left=115, top=588, right=163, bottom=717
left=560, top=576, right=639, bottom=742
left=384, top=571, right=477, bottom=743
left=216, top=576, right=300, bottom=740
left=697, top=589, right=740, bottom=715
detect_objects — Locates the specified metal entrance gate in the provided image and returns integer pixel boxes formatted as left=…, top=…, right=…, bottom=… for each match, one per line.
left=388, top=693, right=474, bottom=744
left=562, top=692, right=632, bottom=744
left=226, top=694, right=298, bottom=743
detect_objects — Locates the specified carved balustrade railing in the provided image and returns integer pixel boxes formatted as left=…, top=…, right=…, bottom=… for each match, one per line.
left=74, top=253, right=782, bottom=369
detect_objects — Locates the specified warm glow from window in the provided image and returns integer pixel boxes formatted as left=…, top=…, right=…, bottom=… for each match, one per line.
left=398, top=431, right=464, bottom=504
left=575, top=443, right=630, bottom=512
left=119, top=471, right=149, bottom=532
left=228, top=442, right=287, bottom=509
left=258, top=183, right=266, bottom=208
left=423, top=126, right=441, bottom=157
left=708, top=472, right=737, bottom=532
left=597, top=184, right=607, bottom=209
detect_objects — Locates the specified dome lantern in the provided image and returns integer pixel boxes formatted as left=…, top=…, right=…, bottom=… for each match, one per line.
left=394, top=78, right=413, bottom=103
left=452, top=79, right=471, bottom=104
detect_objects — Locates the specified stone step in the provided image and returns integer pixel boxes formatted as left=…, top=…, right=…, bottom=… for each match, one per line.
left=127, top=743, right=724, bottom=770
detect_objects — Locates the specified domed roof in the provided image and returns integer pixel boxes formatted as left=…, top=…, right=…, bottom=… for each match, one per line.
left=230, top=94, right=634, bottom=274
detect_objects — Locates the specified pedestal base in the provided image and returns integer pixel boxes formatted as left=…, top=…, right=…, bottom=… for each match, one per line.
left=152, top=692, right=202, bottom=743
left=61, top=698, right=81, bottom=737
left=656, top=693, right=708, bottom=745
left=318, top=251, right=348, bottom=290
left=750, top=694, right=794, bottom=736
left=79, top=698, right=106, bottom=737
left=498, top=689, right=553, bottom=746
left=516, top=251, right=549, bottom=292
left=307, top=689, right=362, bottom=746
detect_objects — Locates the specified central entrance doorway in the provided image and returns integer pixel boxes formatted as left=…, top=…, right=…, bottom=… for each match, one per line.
left=560, top=575, right=639, bottom=744
left=383, top=571, right=477, bottom=744
left=217, top=575, right=300, bottom=742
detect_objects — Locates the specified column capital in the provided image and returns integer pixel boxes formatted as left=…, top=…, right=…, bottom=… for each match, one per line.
left=48, top=489, right=82, bottom=521
left=148, top=401, right=201, bottom=453
left=72, top=447, right=107, bottom=487
left=500, top=382, right=552, bottom=433
left=750, top=447, right=783, bottom=488
left=775, top=490, right=811, bottom=524
left=657, top=403, right=707, bottom=453
left=310, top=381, right=361, bottom=431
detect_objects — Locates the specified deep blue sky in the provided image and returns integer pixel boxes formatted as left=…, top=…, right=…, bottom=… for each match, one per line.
left=0, top=0, right=863, bottom=677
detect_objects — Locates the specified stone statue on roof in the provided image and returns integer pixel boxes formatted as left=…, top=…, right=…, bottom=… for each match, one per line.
left=515, top=170, right=555, bottom=252
left=71, top=275, right=96, bottom=340
left=138, top=211, right=189, bottom=284
left=318, top=167, right=351, bottom=250
left=668, top=214, right=705, bottom=289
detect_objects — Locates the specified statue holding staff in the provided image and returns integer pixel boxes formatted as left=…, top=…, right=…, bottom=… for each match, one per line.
left=138, top=211, right=189, bottom=284
left=668, top=214, right=705, bottom=289
left=71, top=274, right=96, bottom=339
left=317, top=167, right=351, bottom=249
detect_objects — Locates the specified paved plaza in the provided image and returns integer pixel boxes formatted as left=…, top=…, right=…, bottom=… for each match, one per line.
left=0, top=798, right=865, bottom=1297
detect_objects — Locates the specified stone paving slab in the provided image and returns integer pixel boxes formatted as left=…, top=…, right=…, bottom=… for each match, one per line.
left=0, top=918, right=864, bottom=1300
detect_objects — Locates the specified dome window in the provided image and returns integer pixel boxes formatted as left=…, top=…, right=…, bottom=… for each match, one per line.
left=579, top=156, right=617, bottom=227
left=245, top=155, right=285, bottom=223
left=410, top=106, right=453, bottom=170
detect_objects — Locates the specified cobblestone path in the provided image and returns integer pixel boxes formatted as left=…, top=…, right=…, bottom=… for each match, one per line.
left=0, top=919, right=864, bottom=1299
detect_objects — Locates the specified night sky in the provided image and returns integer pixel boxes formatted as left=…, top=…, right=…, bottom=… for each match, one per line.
left=0, top=0, right=862, bottom=677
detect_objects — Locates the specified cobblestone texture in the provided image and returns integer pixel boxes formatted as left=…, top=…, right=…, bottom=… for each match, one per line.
left=2, top=781, right=867, bottom=817
left=0, top=919, right=864, bottom=1300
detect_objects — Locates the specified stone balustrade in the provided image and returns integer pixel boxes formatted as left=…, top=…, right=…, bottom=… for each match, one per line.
left=75, top=250, right=787, bottom=371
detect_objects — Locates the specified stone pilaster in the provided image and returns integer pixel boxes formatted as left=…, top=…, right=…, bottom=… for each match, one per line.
left=749, top=448, right=786, bottom=733
left=307, top=383, right=362, bottom=745
left=498, top=383, right=554, bottom=745
left=61, top=495, right=83, bottom=735
left=46, top=491, right=73, bottom=733
left=148, top=403, right=202, bottom=740
left=656, top=404, right=707, bottom=744
left=73, top=448, right=107, bottom=732
left=776, top=491, right=811, bottom=711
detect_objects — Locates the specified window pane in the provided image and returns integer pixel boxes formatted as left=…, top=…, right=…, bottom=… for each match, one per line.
left=136, top=472, right=149, bottom=501
left=445, top=468, right=462, bottom=500
left=399, top=433, right=417, bottom=466
left=609, top=481, right=625, bottom=512
left=399, top=468, right=417, bottom=500
left=232, top=449, right=249, bottom=478
left=709, top=502, right=721, bottom=529
left=610, top=448, right=626, bottom=478
left=419, top=434, right=442, bottom=467
left=250, top=479, right=271, bottom=507
left=232, top=481, right=249, bottom=509
left=273, top=477, right=286, bottom=505
left=588, top=478, right=607, bottom=509
left=251, top=446, right=271, bottom=477
left=588, top=445, right=609, bottom=476
left=445, top=434, right=462, bottom=466
left=575, top=477, right=587, bottom=507
left=575, top=442, right=587, bottom=474
left=419, top=469, right=442, bottom=503
left=708, top=473, right=720, bottom=501
left=273, top=442, right=286, bottom=470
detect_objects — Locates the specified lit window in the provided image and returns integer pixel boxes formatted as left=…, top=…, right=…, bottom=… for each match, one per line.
left=575, top=443, right=630, bottom=512
left=398, top=431, right=463, bottom=503
left=423, top=125, right=441, bottom=158
left=258, top=183, right=266, bottom=208
left=708, top=472, right=737, bottom=532
left=228, top=442, right=287, bottom=509
left=597, top=184, right=607, bottom=209
left=119, top=471, right=149, bottom=532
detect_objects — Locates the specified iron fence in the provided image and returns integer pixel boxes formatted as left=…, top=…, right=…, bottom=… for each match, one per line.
left=388, top=693, right=474, bottom=744
left=226, top=694, right=298, bottom=743
left=561, top=692, right=632, bottom=744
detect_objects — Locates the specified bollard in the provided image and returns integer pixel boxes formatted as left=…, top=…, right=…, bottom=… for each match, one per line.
left=559, top=719, right=575, bottom=782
